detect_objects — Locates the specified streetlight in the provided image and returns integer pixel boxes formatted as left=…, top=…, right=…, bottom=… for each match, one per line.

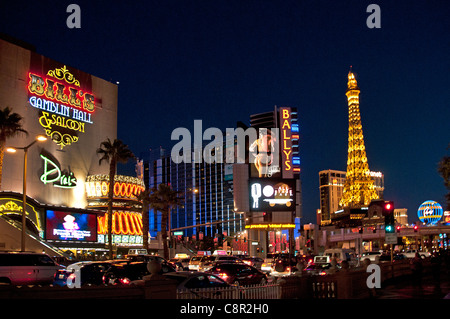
left=6, top=134, right=47, bottom=252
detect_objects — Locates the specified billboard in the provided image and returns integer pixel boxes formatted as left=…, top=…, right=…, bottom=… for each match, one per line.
left=45, top=210, right=97, bottom=242
left=249, top=178, right=295, bottom=212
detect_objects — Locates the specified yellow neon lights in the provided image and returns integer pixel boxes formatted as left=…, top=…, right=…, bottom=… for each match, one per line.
left=85, top=174, right=145, bottom=199
left=280, top=107, right=293, bottom=178
left=245, top=223, right=296, bottom=229
left=97, top=211, right=143, bottom=236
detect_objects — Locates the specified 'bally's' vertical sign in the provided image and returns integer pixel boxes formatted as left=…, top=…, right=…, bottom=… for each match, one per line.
left=279, top=107, right=293, bottom=178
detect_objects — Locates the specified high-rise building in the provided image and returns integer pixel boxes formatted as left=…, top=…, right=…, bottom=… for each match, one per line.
left=319, top=170, right=346, bottom=225
left=319, top=169, right=384, bottom=225
left=339, top=69, right=378, bottom=209
left=142, top=140, right=243, bottom=240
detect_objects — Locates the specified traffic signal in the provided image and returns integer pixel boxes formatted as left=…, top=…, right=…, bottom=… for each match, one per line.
left=396, top=226, right=401, bottom=233
left=413, top=225, right=418, bottom=232
left=383, top=201, right=395, bottom=233
left=385, top=224, right=395, bottom=234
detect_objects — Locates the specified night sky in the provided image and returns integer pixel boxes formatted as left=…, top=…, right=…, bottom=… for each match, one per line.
left=0, top=0, right=449, bottom=224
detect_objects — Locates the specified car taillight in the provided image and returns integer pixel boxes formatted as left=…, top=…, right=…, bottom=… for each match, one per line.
left=218, top=273, right=228, bottom=280
left=319, top=271, right=327, bottom=276
left=68, top=273, right=76, bottom=283
left=119, top=277, right=131, bottom=285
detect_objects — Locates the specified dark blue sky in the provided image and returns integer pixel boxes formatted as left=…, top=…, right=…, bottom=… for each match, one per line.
left=1, top=0, right=449, bottom=224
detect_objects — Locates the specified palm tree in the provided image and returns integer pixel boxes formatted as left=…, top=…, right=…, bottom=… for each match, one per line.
left=0, top=107, right=28, bottom=189
left=438, top=144, right=450, bottom=210
left=149, top=183, right=183, bottom=259
left=97, top=138, right=135, bottom=259
left=137, top=188, right=151, bottom=251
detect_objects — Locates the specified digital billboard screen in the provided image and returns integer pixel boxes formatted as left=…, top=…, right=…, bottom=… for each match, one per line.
left=46, top=210, right=97, bottom=242
left=249, top=178, right=295, bottom=212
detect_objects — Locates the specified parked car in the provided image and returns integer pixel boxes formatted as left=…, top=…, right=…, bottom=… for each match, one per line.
left=241, top=257, right=264, bottom=270
left=103, top=260, right=176, bottom=285
left=207, top=263, right=268, bottom=285
left=0, top=252, right=63, bottom=285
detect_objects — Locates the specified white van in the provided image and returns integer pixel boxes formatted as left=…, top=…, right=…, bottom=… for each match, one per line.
left=0, top=252, right=63, bottom=285
left=323, top=248, right=357, bottom=265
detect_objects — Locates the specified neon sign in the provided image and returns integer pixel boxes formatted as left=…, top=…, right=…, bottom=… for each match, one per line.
left=40, top=154, right=77, bottom=188
left=279, top=107, right=302, bottom=177
left=97, top=211, right=143, bottom=236
left=85, top=174, right=145, bottom=200
left=417, top=200, right=443, bottom=225
left=27, top=65, right=96, bottom=149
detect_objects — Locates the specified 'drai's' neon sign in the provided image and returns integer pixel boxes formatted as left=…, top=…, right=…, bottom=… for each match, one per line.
left=27, top=65, right=96, bottom=149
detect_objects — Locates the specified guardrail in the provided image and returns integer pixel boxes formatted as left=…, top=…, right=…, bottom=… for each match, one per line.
left=177, top=283, right=281, bottom=299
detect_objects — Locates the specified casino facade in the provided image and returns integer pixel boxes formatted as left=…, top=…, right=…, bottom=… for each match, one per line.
left=0, top=35, right=143, bottom=259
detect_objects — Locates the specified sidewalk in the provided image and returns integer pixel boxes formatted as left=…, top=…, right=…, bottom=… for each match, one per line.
left=376, top=272, right=450, bottom=299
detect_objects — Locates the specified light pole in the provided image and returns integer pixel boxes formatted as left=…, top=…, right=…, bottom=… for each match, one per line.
left=6, top=135, right=47, bottom=252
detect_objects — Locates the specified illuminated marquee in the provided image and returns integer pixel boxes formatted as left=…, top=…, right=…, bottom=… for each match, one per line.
left=27, top=65, right=95, bottom=149
left=85, top=174, right=145, bottom=200
left=250, top=179, right=295, bottom=212
left=97, top=211, right=143, bottom=236
left=279, top=107, right=300, bottom=178
left=245, top=223, right=296, bottom=230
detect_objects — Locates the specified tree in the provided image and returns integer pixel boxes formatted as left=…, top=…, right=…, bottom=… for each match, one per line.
left=438, top=144, right=450, bottom=210
left=137, top=188, right=151, bottom=251
left=97, top=138, right=135, bottom=259
left=0, top=107, right=28, bottom=189
left=148, top=183, right=183, bottom=259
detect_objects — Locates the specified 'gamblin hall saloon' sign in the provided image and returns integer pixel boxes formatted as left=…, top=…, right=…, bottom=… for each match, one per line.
left=27, top=57, right=96, bottom=149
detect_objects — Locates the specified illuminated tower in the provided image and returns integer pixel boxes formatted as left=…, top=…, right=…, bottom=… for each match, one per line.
left=339, top=69, right=378, bottom=208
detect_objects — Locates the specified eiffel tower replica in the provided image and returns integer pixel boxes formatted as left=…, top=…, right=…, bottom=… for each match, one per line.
left=339, top=68, right=378, bottom=210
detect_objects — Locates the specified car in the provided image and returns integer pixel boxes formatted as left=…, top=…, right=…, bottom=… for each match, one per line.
left=360, top=251, right=383, bottom=262
left=169, top=257, right=191, bottom=271
left=241, top=257, right=264, bottom=270
left=207, top=263, right=268, bottom=285
left=0, top=252, right=64, bottom=286
left=103, top=260, right=176, bottom=285
left=270, top=255, right=301, bottom=277
left=403, top=250, right=431, bottom=259
left=324, top=248, right=358, bottom=266
left=201, top=255, right=244, bottom=271
left=188, top=255, right=214, bottom=271
left=126, top=253, right=167, bottom=263
left=53, top=260, right=129, bottom=287
left=378, top=253, right=407, bottom=263
left=303, top=262, right=336, bottom=276
left=162, top=271, right=231, bottom=290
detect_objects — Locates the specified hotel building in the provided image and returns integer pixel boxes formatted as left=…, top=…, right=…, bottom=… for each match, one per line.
left=0, top=35, right=143, bottom=258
